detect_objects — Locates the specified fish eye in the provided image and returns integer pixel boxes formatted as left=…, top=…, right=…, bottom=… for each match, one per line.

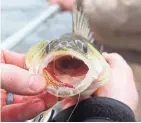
left=82, top=43, right=87, bottom=53
left=74, top=40, right=87, bottom=53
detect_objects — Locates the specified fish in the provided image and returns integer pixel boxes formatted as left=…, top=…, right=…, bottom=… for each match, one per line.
left=25, top=2, right=111, bottom=98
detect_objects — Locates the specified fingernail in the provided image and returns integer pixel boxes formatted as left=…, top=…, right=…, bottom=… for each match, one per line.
left=29, top=75, right=46, bottom=92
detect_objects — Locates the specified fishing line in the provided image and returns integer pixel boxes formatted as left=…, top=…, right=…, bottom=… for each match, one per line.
left=66, top=88, right=81, bottom=122
left=53, top=56, right=56, bottom=74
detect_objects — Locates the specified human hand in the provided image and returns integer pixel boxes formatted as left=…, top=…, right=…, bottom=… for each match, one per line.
left=1, top=50, right=58, bottom=122
left=50, top=0, right=75, bottom=11
left=62, top=53, right=139, bottom=112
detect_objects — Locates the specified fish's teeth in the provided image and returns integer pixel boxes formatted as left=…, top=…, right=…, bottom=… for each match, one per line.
left=71, top=55, right=74, bottom=59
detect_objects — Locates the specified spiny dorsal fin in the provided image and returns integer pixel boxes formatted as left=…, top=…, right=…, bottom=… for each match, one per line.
left=72, top=2, right=94, bottom=43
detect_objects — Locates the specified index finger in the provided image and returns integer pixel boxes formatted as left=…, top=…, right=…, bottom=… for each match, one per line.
left=1, top=63, right=47, bottom=95
left=1, top=50, right=27, bottom=69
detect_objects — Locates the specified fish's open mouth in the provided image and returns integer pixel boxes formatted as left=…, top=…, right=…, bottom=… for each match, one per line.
left=54, top=55, right=89, bottom=76
left=43, top=55, right=89, bottom=88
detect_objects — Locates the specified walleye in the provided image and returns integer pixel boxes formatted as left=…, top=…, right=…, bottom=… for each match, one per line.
left=25, top=2, right=110, bottom=98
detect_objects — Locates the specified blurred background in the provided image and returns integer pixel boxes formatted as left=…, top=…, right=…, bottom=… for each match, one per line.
left=1, top=0, right=72, bottom=53
left=1, top=0, right=141, bottom=121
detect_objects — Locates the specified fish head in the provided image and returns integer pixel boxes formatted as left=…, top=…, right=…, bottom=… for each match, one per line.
left=25, top=1, right=111, bottom=98
left=46, top=35, right=88, bottom=55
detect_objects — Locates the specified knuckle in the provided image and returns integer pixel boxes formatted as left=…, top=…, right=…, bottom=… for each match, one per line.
left=110, top=53, right=125, bottom=61
left=111, top=53, right=123, bottom=59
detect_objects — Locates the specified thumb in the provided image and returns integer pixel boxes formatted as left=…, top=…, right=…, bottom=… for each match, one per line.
left=102, top=52, right=126, bottom=67
left=1, top=63, right=47, bottom=95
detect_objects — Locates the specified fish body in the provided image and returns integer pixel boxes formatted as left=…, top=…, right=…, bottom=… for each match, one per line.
left=25, top=2, right=110, bottom=98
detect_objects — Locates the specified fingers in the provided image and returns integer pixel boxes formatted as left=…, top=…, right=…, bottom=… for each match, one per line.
left=50, top=0, right=59, bottom=4
left=102, top=52, right=123, bottom=63
left=1, top=89, right=7, bottom=107
left=13, top=90, right=55, bottom=106
left=1, top=92, right=58, bottom=122
left=1, top=50, right=26, bottom=69
left=1, top=64, right=47, bottom=95
left=49, top=0, right=75, bottom=11
left=1, top=89, right=40, bottom=107
left=102, top=52, right=132, bottom=72
left=13, top=91, right=46, bottom=104
left=14, top=91, right=58, bottom=109
left=1, top=98, right=46, bottom=122
left=102, top=52, right=127, bottom=66
left=39, top=92, right=58, bottom=109
left=2, top=90, right=57, bottom=109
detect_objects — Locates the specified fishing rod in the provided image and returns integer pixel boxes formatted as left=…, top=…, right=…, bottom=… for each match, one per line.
left=1, top=4, right=61, bottom=50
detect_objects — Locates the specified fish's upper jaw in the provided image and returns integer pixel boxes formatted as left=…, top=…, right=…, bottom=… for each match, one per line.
left=45, top=38, right=89, bottom=55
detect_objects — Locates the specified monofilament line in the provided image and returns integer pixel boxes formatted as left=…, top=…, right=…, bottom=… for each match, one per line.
left=66, top=88, right=81, bottom=122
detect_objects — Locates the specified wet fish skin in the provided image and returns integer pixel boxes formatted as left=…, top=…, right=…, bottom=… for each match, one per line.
left=46, top=33, right=89, bottom=56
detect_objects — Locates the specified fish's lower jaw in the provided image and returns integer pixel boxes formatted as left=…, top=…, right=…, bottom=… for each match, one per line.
left=81, top=65, right=111, bottom=96
left=44, top=69, right=96, bottom=98
left=45, top=74, right=95, bottom=98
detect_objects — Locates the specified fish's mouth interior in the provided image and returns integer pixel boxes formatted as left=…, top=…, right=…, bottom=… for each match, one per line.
left=45, top=55, right=89, bottom=86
